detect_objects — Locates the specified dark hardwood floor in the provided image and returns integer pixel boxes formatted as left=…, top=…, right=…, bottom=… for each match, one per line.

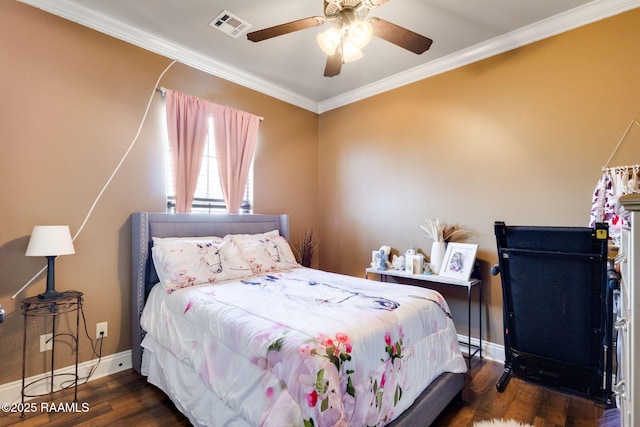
left=1, top=359, right=605, bottom=426
left=432, top=360, right=605, bottom=427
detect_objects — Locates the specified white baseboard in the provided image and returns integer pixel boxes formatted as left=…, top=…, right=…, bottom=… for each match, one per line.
left=457, top=333, right=505, bottom=363
left=0, top=350, right=132, bottom=404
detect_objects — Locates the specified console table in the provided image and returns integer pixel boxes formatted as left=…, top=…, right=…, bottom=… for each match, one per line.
left=365, top=267, right=482, bottom=366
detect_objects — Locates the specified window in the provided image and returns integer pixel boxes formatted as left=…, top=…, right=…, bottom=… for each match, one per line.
left=166, top=115, right=253, bottom=213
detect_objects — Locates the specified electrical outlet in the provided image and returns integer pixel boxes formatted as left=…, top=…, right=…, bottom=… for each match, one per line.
left=96, top=322, right=108, bottom=339
left=40, top=333, right=53, bottom=352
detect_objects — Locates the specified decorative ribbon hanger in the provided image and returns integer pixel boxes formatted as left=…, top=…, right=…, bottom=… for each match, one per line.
left=602, top=119, right=640, bottom=171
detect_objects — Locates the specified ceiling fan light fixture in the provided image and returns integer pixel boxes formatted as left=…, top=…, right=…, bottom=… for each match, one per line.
left=317, top=27, right=341, bottom=55
left=342, top=40, right=363, bottom=62
left=348, top=19, right=373, bottom=48
left=247, top=0, right=433, bottom=77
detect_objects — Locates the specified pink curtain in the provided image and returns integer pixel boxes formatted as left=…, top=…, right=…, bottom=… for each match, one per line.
left=165, top=89, right=261, bottom=214
left=165, top=90, right=210, bottom=213
left=211, top=105, right=260, bottom=213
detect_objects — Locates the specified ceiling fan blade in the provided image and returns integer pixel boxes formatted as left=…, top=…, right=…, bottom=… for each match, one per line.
left=324, top=53, right=342, bottom=77
left=370, top=17, right=433, bottom=54
left=247, top=16, right=325, bottom=42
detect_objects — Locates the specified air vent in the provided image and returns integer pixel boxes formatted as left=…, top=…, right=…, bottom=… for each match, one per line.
left=209, top=10, right=252, bottom=38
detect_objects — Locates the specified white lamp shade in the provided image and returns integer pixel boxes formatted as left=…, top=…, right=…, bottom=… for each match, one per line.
left=317, top=27, right=341, bottom=56
left=348, top=20, right=373, bottom=48
left=342, top=40, right=363, bottom=62
left=25, top=226, right=75, bottom=257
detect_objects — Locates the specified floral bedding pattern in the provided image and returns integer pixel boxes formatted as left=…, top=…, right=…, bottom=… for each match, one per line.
left=141, top=267, right=467, bottom=427
left=151, top=230, right=299, bottom=292
left=295, top=329, right=407, bottom=427
left=152, top=236, right=253, bottom=291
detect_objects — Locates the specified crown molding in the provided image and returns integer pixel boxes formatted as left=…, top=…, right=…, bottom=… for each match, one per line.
left=18, top=0, right=320, bottom=112
left=18, top=0, right=640, bottom=114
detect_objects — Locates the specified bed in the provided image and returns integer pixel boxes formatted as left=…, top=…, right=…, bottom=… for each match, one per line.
left=131, top=212, right=466, bottom=426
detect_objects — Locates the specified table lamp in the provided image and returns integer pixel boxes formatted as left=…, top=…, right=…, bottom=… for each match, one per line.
left=25, top=225, right=75, bottom=299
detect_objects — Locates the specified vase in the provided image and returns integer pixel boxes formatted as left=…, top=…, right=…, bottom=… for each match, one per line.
left=430, top=241, right=447, bottom=275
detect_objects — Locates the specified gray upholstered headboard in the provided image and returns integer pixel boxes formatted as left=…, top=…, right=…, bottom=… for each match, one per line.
left=130, top=212, right=289, bottom=374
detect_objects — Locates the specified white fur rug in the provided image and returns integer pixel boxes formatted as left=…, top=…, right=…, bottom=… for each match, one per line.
left=473, top=419, right=534, bottom=427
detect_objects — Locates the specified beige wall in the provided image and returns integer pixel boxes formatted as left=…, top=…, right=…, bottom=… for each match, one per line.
left=0, top=1, right=318, bottom=384
left=318, top=9, right=640, bottom=345
left=1, top=1, right=639, bottom=387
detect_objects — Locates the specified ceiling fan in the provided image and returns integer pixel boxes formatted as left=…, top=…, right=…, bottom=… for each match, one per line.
left=246, top=0, right=433, bottom=77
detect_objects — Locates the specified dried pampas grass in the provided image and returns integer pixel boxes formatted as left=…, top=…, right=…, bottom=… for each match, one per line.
left=293, top=228, right=318, bottom=268
left=421, top=217, right=472, bottom=243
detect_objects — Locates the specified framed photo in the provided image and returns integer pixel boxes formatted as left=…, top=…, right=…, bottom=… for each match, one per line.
left=439, top=243, right=478, bottom=281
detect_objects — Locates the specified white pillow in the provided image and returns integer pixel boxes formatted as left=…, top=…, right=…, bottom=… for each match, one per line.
left=152, top=236, right=252, bottom=292
left=229, top=230, right=299, bottom=274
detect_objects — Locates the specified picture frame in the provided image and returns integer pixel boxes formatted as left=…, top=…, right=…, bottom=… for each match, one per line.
left=439, top=243, right=478, bottom=281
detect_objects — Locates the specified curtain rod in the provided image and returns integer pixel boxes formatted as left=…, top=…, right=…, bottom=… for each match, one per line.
left=155, top=86, right=263, bottom=121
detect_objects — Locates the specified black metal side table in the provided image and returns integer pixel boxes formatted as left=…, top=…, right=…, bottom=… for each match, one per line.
left=21, top=291, right=82, bottom=416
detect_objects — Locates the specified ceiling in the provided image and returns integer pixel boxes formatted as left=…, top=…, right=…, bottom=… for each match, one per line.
left=19, top=0, right=640, bottom=113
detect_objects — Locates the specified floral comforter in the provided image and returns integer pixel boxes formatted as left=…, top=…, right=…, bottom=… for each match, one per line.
left=140, top=267, right=466, bottom=427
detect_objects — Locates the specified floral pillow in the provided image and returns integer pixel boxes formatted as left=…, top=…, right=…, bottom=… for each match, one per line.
left=229, top=230, right=299, bottom=274
left=152, top=236, right=253, bottom=292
